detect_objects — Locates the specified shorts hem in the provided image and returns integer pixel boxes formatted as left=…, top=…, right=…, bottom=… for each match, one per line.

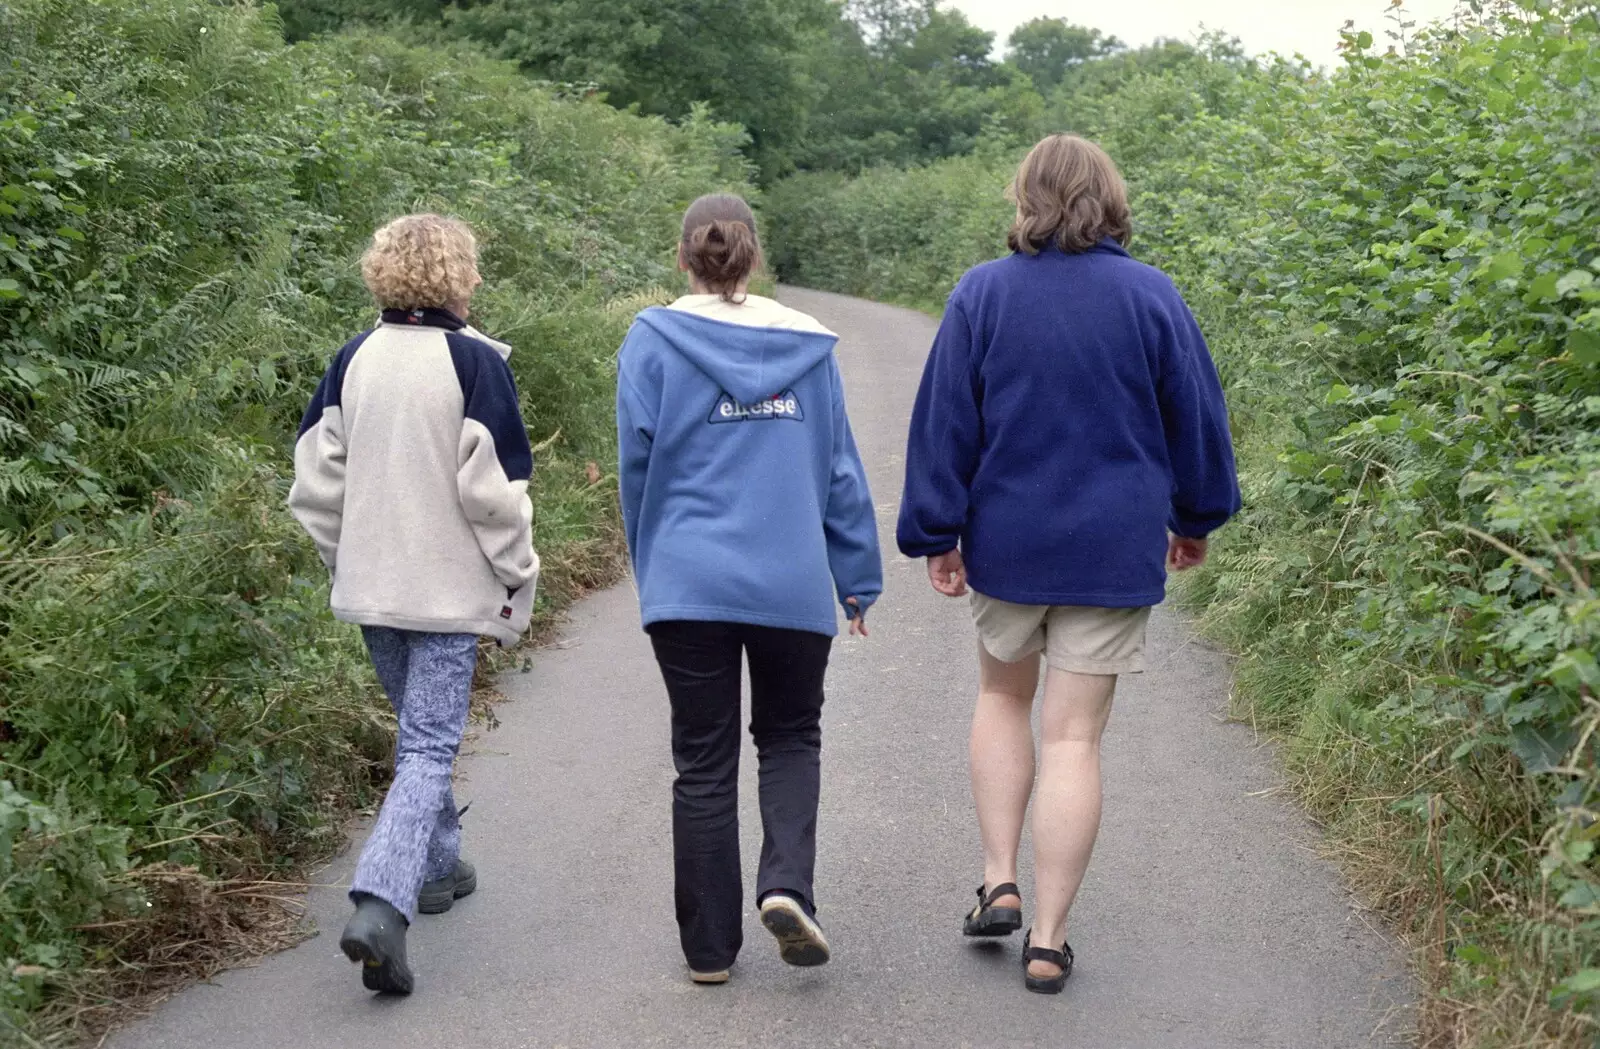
left=977, top=634, right=1046, bottom=665
left=1044, top=653, right=1144, bottom=676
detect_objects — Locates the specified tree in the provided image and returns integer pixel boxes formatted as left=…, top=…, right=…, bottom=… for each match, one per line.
left=844, top=0, right=929, bottom=52
left=903, top=6, right=1004, bottom=87
left=1006, top=17, right=1122, bottom=89
left=269, top=0, right=1049, bottom=179
left=789, top=0, right=1042, bottom=171
left=444, top=0, right=835, bottom=177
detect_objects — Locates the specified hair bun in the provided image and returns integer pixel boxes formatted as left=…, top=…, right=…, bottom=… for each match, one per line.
left=680, top=195, right=763, bottom=302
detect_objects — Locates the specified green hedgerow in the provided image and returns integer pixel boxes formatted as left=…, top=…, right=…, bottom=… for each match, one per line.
left=0, top=0, right=752, bottom=1040
left=766, top=6, right=1600, bottom=1044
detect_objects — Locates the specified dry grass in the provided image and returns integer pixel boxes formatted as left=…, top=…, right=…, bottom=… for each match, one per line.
left=19, top=867, right=315, bottom=1049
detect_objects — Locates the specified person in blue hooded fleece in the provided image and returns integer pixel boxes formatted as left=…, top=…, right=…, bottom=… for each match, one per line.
left=617, top=194, right=882, bottom=985
left=897, top=135, right=1241, bottom=995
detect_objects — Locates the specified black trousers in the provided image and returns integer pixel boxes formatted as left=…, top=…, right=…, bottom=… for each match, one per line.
left=647, top=620, right=833, bottom=972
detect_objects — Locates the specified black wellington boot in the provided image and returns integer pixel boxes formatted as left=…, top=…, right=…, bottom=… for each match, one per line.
left=339, top=896, right=413, bottom=995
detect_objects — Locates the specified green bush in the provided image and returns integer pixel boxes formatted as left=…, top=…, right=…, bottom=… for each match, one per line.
left=0, top=0, right=749, bottom=1040
left=766, top=6, right=1600, bottom=1043
left=765, top=154, right=1011, bottom=310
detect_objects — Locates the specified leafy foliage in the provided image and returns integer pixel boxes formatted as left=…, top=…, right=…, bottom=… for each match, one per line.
left=442, top=0, right=829, bottom=178
left=767, top=4, right=1600, bottom=1042
left=273, top=0, right=444, bottom=40
left=1006, top=16, right=1123, bottom=90
left=790, top=1, right=1041, bottom=174
left=0, top=0, right=749, bottom=1039
left=272, top=0, right=1053, bottom=180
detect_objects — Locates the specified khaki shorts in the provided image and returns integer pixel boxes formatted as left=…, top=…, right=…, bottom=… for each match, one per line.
left=971, top=592, right=1152, bottom=675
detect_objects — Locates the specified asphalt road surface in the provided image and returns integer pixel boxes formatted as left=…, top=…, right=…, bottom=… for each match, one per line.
left=110, top=287, right=1413, bottom=1049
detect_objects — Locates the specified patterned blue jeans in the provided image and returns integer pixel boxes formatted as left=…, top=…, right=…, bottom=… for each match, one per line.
left=349, top=627, right=479, bottom=921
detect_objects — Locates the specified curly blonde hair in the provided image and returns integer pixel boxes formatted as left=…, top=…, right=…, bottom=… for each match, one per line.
left=360, top=214, right=481, bottom=311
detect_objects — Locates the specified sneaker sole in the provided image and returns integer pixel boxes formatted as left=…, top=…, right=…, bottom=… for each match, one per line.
left=690, top=969, right=731, bottom=985
left=339, top=932, right=414, bottom=995
left=759, top=898, right=830, bottom=967
left=417, top=870, right=478, bottom=915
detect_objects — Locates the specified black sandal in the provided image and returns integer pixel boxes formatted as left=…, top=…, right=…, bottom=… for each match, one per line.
left=963, top=882, right=1023, bottom=937
left=1022, top=931, right=1074, bottom=994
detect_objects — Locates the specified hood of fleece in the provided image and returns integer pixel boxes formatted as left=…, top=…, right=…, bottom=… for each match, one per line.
left=461, top=324, right=513, bottom=361
left=636, top=307, right=838, bottom=405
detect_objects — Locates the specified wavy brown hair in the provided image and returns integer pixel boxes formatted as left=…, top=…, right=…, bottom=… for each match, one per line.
left=1006, top=134, right=1131, bottom=256
left=680, top=194, right=763, bottom=303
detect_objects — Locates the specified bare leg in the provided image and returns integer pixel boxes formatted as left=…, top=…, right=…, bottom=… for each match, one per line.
left=1028, top=667, right=1117, bottom=979
left=970, top=643, right=1041, bottom=911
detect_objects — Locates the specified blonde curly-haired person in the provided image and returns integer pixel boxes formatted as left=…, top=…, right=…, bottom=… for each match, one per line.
left=289, top=214, right=539, bottom=996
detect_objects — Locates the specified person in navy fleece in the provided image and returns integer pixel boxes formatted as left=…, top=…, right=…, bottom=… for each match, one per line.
left=617, top=194, right=882, bottom=985
left=897, top=135, right=1240, bottom=995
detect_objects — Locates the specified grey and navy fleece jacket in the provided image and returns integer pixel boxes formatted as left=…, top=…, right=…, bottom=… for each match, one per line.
left=289, top=307, right=540, bottom=645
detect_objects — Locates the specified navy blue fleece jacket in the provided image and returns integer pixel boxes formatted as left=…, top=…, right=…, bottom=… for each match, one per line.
left=896, top=239, right=1240, bottom=608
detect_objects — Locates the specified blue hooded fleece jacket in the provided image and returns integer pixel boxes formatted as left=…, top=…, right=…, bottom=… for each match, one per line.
left=617, top=294, right=883, bottom=636
left=896, top=239, right=1241, bottom=608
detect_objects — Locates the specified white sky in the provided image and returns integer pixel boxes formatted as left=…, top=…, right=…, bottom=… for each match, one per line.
left=948, top=0, right=1465, bottom=65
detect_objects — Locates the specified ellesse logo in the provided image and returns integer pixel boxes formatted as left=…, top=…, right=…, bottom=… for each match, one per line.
left=708, top=390, right=804, bottom=424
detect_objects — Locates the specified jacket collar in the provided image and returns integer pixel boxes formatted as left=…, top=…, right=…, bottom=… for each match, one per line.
left=1027, top=236, right=1132, bottom=260
left=379, top=306, right=467, bottom=331
left=376, top=307, right=512, bottom=359
left=1089, top=236, right=1132, bottom=258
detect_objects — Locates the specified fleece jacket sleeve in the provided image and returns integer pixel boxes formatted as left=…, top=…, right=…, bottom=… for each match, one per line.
left=1157, top=294, right=1243, bottom=539
left=615, top=338, right=656, bottom=569
left=896, top=295, right=982, bottom=559
left=448, top=335, right=539, bottom=592
left=288, top=335, right=364, bottom=570
left=822, top=357, right=883, bottom=614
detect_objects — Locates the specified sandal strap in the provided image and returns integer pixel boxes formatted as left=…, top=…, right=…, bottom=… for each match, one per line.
left=1024, top=929, right=1072, bottom=961
left=1024, top=944, right=1067, bottom=965
left=979, top=882, right=1021, bottom=907
left=1023, top=940, right=1075, bottom=977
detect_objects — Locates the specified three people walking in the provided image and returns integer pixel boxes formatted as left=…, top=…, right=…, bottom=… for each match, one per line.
left=289, top=134, right=1237, bottom=998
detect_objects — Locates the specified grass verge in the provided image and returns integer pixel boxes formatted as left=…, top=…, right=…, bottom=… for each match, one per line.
left=9, top=447, right=629, bottom=1049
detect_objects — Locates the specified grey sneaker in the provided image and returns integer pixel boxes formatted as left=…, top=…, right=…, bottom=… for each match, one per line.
left=759, top=894, right=830, bottom=967
left=339, top=896, right=413, bottom=995
left=418, top=858, right=477, bottom=915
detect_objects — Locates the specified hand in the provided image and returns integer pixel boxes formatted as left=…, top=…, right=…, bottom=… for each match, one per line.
left=927, top=549, right=968, bottom=597
left=845, top=597, right=870, bottom=637
left=1168, top=536, right=1209, bottom=571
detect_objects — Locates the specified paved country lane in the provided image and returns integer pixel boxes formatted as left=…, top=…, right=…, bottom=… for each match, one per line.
left=109, top=287, right=1412, bottom=1049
